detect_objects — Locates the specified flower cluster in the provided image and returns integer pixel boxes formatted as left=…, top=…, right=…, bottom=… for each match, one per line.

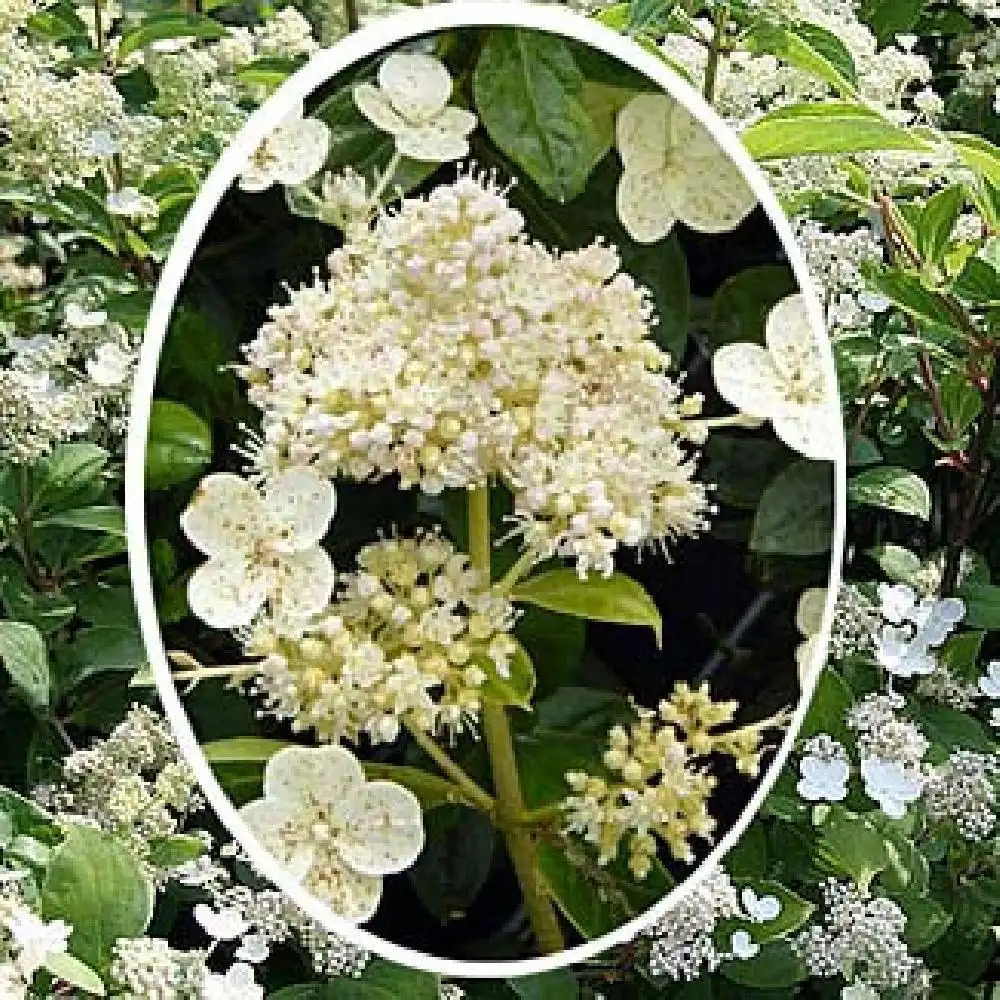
left=245, top=529, right=517, bottom=743
left=923, top=751, right=1000, bottom=842
left=240, top=170, right=712, bottom=578
left=33, top=705, right=203, bottom=872
left=792, top=880, right=929, bottom=995
left=873, top=583, right=964, bottom=679
left=0, top=884, right=71, bottom=999
left=562, top=684, right=779, bottom=875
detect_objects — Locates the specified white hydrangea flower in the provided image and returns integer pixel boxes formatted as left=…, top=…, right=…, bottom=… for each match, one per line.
left=730, top=929, right=760, bottom=960
left=712, top=293, right=840, bottom=461
left=201, top=962, right=263, bottom=1000
left=353, top=52, right=476, bottom=162
left=194, top=903, right=248, bottom=942
left=181, top=467, right=336, bottom=629
left=86, top=342, right=132, bottom=387
left=239, top=103, right=331, bottom=193
left=876, top=627, right=936, bottom=678
left=106, top=186, right=159, bottom=219
left=797, top=753, right=850, bottom=802
left=873, top=584, right=964, bottom=679
left=860, top=757, right=922, bottom=818
left=0, top=963, right=26, bottom=1000
left=6, top=909, right=70, bottom=978
left=239, top=744, right=424, bottom=922
left=741, top=886, right=781, bottom=923
left=615, top=93, right=757, bottom=243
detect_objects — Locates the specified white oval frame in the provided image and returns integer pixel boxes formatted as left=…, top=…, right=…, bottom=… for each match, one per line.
left=126, top=1, right=846, bottom=979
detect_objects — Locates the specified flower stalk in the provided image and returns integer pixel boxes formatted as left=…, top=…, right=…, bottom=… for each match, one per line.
left=469, top=486, right=566, bottom=954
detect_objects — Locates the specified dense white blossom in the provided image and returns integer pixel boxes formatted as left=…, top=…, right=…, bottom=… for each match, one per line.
left=240, top=171, right=711, bottom=578
left=239, top=744, right=424, bottom=922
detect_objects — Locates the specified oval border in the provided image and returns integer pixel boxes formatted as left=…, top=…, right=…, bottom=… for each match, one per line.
left=125, top=1, right=847, bottom=979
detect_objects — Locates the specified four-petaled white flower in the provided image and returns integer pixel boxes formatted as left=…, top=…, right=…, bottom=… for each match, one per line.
left=7, top=910, right=70, bottom=978
left=878, top=583, right=964, bottom=644
left=796, top=753, right=849, bottom=802
left=615, top=93, right=757, bottom=244
left=181, top=467, right=336, bottom=629
left=106, top=187, right=158, bottom=219
left=353, top=52, right=477, bottom=162
left=712, top=293, right=840, bottom=461
left=741, top=886, right=781, bottom=923
left=86, top=342, right=131, bottom=387
left=239, top=103, right=331, bottom=193
left=234, top=934, right=270, bottom=964
left=875, top=626, right=936, bottom=678
left=860, top=756, right=922, bottom=819
left=239, top=744, right=425, bottom=923
left=979, top=661, right=1000, bottom=699
left=201, top=962, right=263, bottom=1000
left=730, top=929, right=760, bottom=960
left=194, top=903, right=248, bottom=942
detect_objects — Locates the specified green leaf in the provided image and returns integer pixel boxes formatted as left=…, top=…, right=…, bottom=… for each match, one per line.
left=314, top=961, right=440, bottom=1000
left=146, top=833, right=207, bottom=869
left=867, top=543, right=922, bottom=583
left=957, top=583, right=1000, bottom=628
left=145, top=400, right=213, bottom=490
left=511, top=569, right=662, bottom=646
left=407, top=804, right=495, bottom=922
left=708, top=264, right=798, bottom=347
left=34, top=443, right=108, bottom=509
left=901, top=893, right=952, bottom=950
left=720, top=941, right=808, bottom=987
left=747, top=23, right=857, bottom=96
left=478, top=640, right=536, bottom=708
left=67, top=626, right=146, bottom=684
left=537, top=838, right=672, bottom=938
left=35, top=505, right=126, bottom=537
left=41, top=825, right=154, bottom=974
left=848, top=466, right=931, bottom=520
left=859, top=0, right=926, bottom=42
left=742, top=102, right=932, bottom=160
left=0, top=620, right=50, bottom=709
left=703, top=435, right=792, bottom=509
left=949, top=133, right=1000, bottom=188
left=919, top=704, right=994, bottom=754
left=202, top=737, right=291, bottom=763
left=362, top=764, right=482, bottom=812
left=799, top=667, right=854, bottom=745
left=750, top=460, right=834, bottom=556
left=918, top=185, right=966, bottom=267
left=816, top=806, right=891, bottom=883
left=474, top=29, right=607, bottom=202
left=44, top=952, right=106, bottom=996
left=116, top=13, right=226, bottom=60
left=0, top=787, right=61, bottom=844
left=236, top=57, right=301, bottom=95
left=938, top=372, right=982, bottom=438
left=861, top=263, right=958, bottom=328
left=508, top=970, right=580, bottom=1000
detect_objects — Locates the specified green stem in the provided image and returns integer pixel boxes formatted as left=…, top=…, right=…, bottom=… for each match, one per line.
left=404, top=721, right=496, bottom=816
left=703, top=7, right=727, bottom=104
left=343, top=0, right=359, bottom=32
left=496, top=546, right=539, bottom=595
left=365, top=150, right=403, bottom=214
left=93, top=0, right=104, bottom=53
left=469, top=486, right=565, bottom=955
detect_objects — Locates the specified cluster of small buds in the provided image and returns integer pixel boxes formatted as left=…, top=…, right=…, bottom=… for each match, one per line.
left=33, top=705, right=203, bottom=869
left=246, top=529, right=518, bottom=744
left=109, top=937, right=207, bottom=999
left=241, top=170, right=711, bottom=579
left=923, top=751, right=1000, bottom=841
left=793, top=879, right=928, bottom=993
left=845, top=693, right=928, bottom=767
left=643, top=866, right=741, bottom=980
left=824, top=584, right=881, bottom=659
left=916, top=666, right=982, bottom=711
left=0, top=237, right=44, bottom=292
left=562, top=684, right=781, bottom=875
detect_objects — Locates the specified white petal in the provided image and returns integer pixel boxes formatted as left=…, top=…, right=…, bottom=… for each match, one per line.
left=795, top=587, right=827, bottom=638
left=263, top=744, right=363, bottom=808
left=271, top=118, right=331, bottom=186
left=676, top=158, right=757, bottom=233
left=239, top=797, right=298, bottom=855
left=711, top=342, right=787, bottom=418
left=272, top=546, right=335, bottom=619
left=306, top=863, right=383, bottom=923
left=616, top=167, right=678, bottom=244
left=353, top=83, right=407, bottom=134
left=394, top=124, right=469, bottom=163
left=339, top=781, right=424, bottom=876
left=266, top=467, right=336, bottom=552
left=765, top=293, right=823, bottom=382
left=187, top=556, right=266, bottom=630
left=378, top=52, right=452, bottom=122
left=181, top=474, right=265, bottom=556
left=616, top=93, right=671, bottom=171
left=239, top=163, right=275, bottom=193
left=771, top=406, right=842, bottom=461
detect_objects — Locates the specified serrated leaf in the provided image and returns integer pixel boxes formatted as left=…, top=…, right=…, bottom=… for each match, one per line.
left=511, top=569, right=662, bottom=646
left=848, top=466, right=930, bottom=519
